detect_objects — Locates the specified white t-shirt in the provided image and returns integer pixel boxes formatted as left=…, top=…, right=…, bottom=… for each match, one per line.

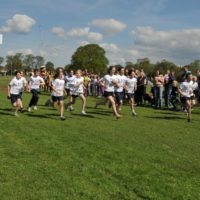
left=102, top=74, right=117, bottom=92
left=179, top=81, right=193, bottom=98
left=29, top=76, right=44, bottom=90
left=21, top=77, right=27, bottom=86
left=73, top=77, right=84, bottom=94
left=65, top=75, right=75, bottom=90
left=52, top=78, right=65, bottom=96
left=126, top=77, right=137, bottom=94
left=115, top=74, right=127, bottom=92
left=9, top=77, right=24, bottom=95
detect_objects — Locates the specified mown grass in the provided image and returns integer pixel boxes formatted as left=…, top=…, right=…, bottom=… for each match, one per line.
left=0, top=76, right=200, bottom=200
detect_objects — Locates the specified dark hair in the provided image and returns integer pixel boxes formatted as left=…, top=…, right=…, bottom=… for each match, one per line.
left=34, top=69, right=39, bottom=73
left=15, top=70, right=21, bottom=75
left=118, top=66, right=125, bottom=72
left=107, top=66, right=115, bottom=74
left=128, top=69, right=134, bottom=76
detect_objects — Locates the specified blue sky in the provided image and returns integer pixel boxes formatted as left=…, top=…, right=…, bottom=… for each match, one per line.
left=0, top=0, right=200, bottom=67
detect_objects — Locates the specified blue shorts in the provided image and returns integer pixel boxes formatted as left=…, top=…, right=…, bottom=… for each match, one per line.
left=103, top=91, right=114, bottom=98
left=115, top=92, right=124, bottom=104
left=10, top=94, right=21, bottom=104
left=126, top=93, right=134, bottom=100
left=52, top=96, right=63, bottom=102
left=181, top=96, right=191, bottom=104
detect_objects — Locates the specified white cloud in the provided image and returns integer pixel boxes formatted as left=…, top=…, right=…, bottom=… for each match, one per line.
left=77, top=40, right=90, bottom=46
left=89, top=18, right=127, bottom=35
left=51, top=27, right=66, bottom=38
left=52, top=26, right=103, bottom=42
left=67, top=27, right=90, bottom=37
left=8, top=48, right=33, bottom=55
left=100, top=43, right=120, bottom=53
left=88, top=32, right=103, bottom=42
left=130, top=26, right=200, bottom=64
left=98, top=43, right=126, bottom=65
left=0, top=14, right=36, bottom=33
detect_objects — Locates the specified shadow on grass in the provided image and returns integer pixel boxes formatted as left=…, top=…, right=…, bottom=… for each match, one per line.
left=87, top=110, right=113, bottom=116
left=0, top=111, right=14, bottom=116
left=25, top=113, right=61, bottom=120
left=154, top=111, right=180, bottom=115
left=70, top=113, right=95, bottom=118
left=0, top=108, right=13, bottom=112
left=144, top=115, right=184, bottom=120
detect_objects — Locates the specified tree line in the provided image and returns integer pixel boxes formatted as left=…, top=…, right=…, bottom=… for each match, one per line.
left=0, top=44, right=200, bottom=77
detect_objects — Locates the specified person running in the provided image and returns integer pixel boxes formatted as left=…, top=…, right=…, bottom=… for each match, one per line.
left=64, top=70, right=75, bottom=111
left=7, top=71, right=25, bottom=116
left=115, top=67, right=126, bottom=113
left=65, top=69, right=87, bottom=115
left=27, top=69, right=45, bottom=112
left=51, top=70, right=66, bottom=120
left=125, top=69, right=137, bottom=116
left=18, top=70, right=28, bottom=112
left=178, top=73, right=193, bottom=122
left=98, top=66, right=121, bottom=118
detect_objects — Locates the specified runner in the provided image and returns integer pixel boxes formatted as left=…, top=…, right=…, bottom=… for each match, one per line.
left=115, top=67, right=126, bottom=113
left=65, top=69, right=87, bottom=115
left=27, top=69, right=45, bottom=112
left=125, top=69, right=137, bottom=116
left=178, top=73, right=193, bottom=122
left=7, top=71, right=25, bottom=116
left=51, top=70, right=66, bottom=120
left=98, top=66, right=121, bottom=119
left=64, top=70, right=75, bottom=111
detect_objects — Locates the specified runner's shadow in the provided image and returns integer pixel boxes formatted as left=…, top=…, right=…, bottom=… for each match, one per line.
left=155, top=111, right=180, bottom=115
left=70, top=113, right=95, bottom=118
left=144, top=116, right=184, bottom=120
left=87, top=111, right=112, bottom=116
left=25, top=113, right=58, bottom=120
left=0, top=108, right=13, bottom=112
left=0, top=111, right=14, bottom=116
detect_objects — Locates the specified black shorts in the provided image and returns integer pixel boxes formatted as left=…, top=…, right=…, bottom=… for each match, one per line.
left=71, top=92, right=83, bottom=98
left=10, top=94, right=21, bottom=104
left=103, top=91, right=114, bottom=98
left=181, top=96, right=191, bottom=104
left=52, top=96, right=63, bottom=102
left=115, top=92, right=124, bottom=104
left=65, top=88, right=71, bottom=95
left=126, top=93, right=134, bottom=100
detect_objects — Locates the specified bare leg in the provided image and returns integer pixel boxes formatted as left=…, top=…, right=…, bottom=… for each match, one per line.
left=107, top=96, right=120, bottom=118
left=79, top=94, right=86, bottom=113
left=186, top=100, right=192, bottom=122
left=59, top=100, right=64, bottom=117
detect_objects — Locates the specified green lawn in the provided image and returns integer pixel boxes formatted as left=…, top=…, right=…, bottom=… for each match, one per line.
left=0, top=76, right=200, bottom=200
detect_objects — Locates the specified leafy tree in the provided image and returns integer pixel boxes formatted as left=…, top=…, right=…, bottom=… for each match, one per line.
left=0, top=56, right=4, bottom=66
left=136, top=58, right=155, bottom=75
left=125, top=62, right=135, bottom=70
left=34, top=56, right=45, bottom=69
left=64, top=64, right=73, bottom=72
left=188, top=60, right=200, bottom=73
left=71, top=44, right=108, bottom=73
left=46, top=61, right=54, bottom=72
left=153, top=59, right=178, bottom=75
left=5, top=53, right=24, bottom=74
left=23, top=54, right=34, bottom=71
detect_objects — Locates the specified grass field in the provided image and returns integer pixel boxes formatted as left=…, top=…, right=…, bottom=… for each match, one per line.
left=0, top=76, right=200, bottom=200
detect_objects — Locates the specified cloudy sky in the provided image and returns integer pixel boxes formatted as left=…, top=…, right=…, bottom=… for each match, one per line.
left=0, top=0, right=200, bottom=67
